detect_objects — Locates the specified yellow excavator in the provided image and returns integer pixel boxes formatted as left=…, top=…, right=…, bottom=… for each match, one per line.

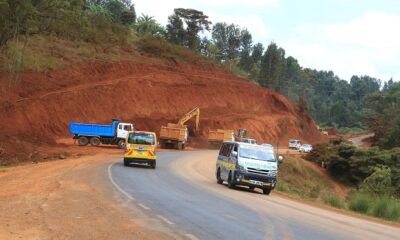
left=178, top=107, right=200, bottom=130
left=159, top=107, right=200, bottom=150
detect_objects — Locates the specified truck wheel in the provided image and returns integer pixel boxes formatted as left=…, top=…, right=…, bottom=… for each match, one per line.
left=216, top=168, right=223, bottom=184
left=90, top=137, right=100, bottom=146
left=263, top=188, right=271, bottom=195
left=117, top=139, right=125, bottom=149
left=159, top=140, right=166, bottom=148
left=227, top=172, right=235, bottom=189
left=78, top=136, right=89, bottom=146
left=177, top=142, right=183, bottom=150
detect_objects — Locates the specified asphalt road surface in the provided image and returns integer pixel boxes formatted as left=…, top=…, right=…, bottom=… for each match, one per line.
left=109, top=151, right=400, bottom=240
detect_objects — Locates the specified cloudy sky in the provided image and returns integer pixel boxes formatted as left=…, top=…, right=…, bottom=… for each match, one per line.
left=134, top=0, right=400, bottom=81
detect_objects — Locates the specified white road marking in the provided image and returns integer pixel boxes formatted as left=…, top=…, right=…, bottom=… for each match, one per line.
left=157, top=215, right=174, bottom=225
left=185, top=233, right=199, bottom=240
left=107, top=162, right=135, bottom=201
left=138, top=203, right=150, bottom=210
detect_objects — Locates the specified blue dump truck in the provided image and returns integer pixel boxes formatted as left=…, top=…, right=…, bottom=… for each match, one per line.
left=69, top=119, right=134, bottom=148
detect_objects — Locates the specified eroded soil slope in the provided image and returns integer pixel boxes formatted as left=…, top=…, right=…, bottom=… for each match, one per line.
left=0, top=58, right=325, bottom=163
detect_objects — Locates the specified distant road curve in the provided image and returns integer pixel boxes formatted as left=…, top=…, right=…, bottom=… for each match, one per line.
left=348, top=133, right=374, bottom=147
left=109, top=151, right=399, bottom=240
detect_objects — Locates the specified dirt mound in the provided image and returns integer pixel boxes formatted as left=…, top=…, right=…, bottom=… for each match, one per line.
left=0, top=59, right=325, bottom=164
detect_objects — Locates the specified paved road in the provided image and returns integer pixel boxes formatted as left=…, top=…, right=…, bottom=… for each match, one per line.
left=110, top=151, right=399, bottom=240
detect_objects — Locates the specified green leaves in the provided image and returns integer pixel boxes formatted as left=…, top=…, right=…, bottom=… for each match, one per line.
left=134, top=14, right=165, bottom=36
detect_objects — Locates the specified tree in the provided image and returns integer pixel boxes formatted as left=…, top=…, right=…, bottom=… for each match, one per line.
left=211, top=22, right=228, bottom=61
left=120, top=6, right=136, bottom=25
left=225, top=24, right=241, bottom=60
left=174, top=8, right=211, bottom=50
left=85, top=0, right=136, bottom=24
left=260, top=42, right=286, bottom=89
left=251, top=43, right=264, bottom=64
left=134, top=14, right=165, bottom=36
left=239, top=29, right=253, bottom=71
left=166, top=13, right=187, bottom=46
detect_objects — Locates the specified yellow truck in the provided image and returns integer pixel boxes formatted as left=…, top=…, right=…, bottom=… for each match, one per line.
left=208, top=129, right=235, bottom=149
left=124, top=131, right=157, bottom=169
left=159, top=107, right=200, bottom=150
left=159, top=123, right=188, bottom=150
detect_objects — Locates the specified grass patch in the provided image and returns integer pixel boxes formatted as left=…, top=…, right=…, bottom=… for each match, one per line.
left=0, top=35, right=140, bottom=72
left=323, top=194, right=346, bottom=209
left=337, top=127, right=368, bottom=135
left=369, top=195, right=400, bottom=221
left=348, top=192, right=400, bottom=221
left=348, top=192, right=370, bottom=213
left=277, top=156, right=335, bottom=200
left=277, top=156, right=400, bottom=222
left=135, top=36, right=210, bottom=64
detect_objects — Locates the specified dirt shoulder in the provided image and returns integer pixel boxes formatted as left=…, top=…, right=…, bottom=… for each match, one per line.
left=0, top=153, right=174, bottom=240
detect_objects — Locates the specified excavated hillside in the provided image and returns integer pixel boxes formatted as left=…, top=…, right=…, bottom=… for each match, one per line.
left=0, top=56, right=325, bottom=164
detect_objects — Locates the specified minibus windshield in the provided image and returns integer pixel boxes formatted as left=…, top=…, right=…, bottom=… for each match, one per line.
left=239, top=146, right=275, bottom=161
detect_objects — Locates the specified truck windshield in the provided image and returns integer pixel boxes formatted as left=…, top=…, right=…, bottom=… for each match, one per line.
left=239, top=146, right=276, bottom=162
left=128, top=133, right=154, bottom=145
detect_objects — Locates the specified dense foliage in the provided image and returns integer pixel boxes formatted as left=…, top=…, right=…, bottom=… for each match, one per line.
left=307, top=140, right=400, bottom=197
left=0, top=0, right=136, bottom=47
left=364, top=82, right=400, bottom=148
left=161, top=11, right=391, bottom=129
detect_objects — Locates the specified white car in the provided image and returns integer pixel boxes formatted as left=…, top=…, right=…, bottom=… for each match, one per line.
left=288, top=139, right=301, bottom=149
left=299, top=144, right=313, bottom=153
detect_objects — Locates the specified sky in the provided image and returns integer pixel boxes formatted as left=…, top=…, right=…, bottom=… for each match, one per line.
left=134, top=0, right=400, bottom=81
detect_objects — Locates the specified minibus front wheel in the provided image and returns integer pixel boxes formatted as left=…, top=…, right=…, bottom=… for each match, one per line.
left=216, top=168, right=223, bottom=184
left=227, top=172, right=236, bottom=189
left=263, top=188, right=271, bottom=195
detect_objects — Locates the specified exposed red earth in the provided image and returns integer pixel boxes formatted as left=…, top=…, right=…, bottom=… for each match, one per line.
left=0, top=58, right=325, bottom=164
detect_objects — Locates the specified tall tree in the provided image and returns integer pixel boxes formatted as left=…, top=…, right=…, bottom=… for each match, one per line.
left=239, top=29, right=253, bottom=72
left=251, top=43, right=264, bottom=64
left=211, top=22, right=228, bottom=61
left=225, top=24, right=241, bottom=60
left=260, top=42, right=286, bottom=89
left=174, top=8, right=211, bottom=50
left=166, top=13, right=187, bottom=46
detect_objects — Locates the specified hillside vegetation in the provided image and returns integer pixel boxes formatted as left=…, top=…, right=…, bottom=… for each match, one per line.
left=2, top=1, right=396, bottom=132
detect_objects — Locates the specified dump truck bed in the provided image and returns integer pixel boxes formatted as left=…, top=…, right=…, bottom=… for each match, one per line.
left=69, top=121, right=118, bottom=137
left=159, top=123, right=187, bottom=141
left=208, top=129, right=234, bottom=142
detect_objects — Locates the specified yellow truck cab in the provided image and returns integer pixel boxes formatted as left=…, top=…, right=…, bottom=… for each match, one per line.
left=124, top=131, right=157, bottom=169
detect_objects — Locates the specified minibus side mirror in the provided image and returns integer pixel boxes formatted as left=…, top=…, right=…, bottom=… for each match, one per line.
left=232, top=151, right=238, bottom=157
left=278, top=156, right=284, bottom=164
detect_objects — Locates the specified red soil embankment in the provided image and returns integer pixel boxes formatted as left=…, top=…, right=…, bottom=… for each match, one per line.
left=0, top=59, right=325, bottom=163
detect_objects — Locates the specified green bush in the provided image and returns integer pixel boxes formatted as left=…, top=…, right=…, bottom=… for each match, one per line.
left=323, top=194, right=345, bottom=209
left=369, top=195, right=400, bottom=221
left=136, top=36, right=207, bottom=63
left=349, top=192, right=370, bottom=214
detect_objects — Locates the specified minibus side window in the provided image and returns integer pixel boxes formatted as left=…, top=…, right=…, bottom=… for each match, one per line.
left=219, top=144, right=226, bottom=156
left=223, top=144, right=233, bottom=157
left=232, top=145, right=238, bottom=155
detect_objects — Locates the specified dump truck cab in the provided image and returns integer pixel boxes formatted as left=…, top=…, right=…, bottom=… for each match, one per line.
left=124, top=131, right=157, bottom=169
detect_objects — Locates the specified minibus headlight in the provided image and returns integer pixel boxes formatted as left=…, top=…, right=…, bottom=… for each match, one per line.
left=268, top=170, right=277, bottom=177
left=237, top=165, right=247, bottom=173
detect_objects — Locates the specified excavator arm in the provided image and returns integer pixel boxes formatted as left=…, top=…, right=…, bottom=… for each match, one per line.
left=178, top=107, right=200, bottom=130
